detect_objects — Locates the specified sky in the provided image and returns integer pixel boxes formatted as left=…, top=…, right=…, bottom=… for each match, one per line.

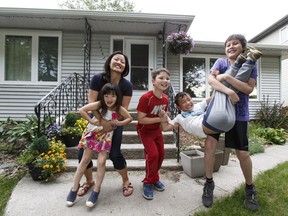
left=0, top=0, right=287, bottom=42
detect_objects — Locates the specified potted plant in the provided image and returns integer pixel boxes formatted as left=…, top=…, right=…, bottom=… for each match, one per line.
left=18, top=136, right=67, bottom=181
left=61, top=126, right=82, bottom=147
left=61, top=113, right=88, bottom=147
left=34, top=138, right=67, bottom=180
left=166, top=31, right=195, bottom=55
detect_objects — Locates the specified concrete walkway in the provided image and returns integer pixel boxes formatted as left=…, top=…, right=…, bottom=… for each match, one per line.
left=5, top=144, right=288, bottom=216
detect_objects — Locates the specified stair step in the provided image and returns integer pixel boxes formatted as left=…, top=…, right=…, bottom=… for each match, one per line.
left=65, top=144, right=179, bottom=159
left=123, top=120, right=137, bottom=131
left=65, top=158, right=183, bottom=172
left=122, top=131, right=175, bottom=143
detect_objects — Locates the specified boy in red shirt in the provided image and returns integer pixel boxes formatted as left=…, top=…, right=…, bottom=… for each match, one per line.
left=136, top=68, right=170, bottom=200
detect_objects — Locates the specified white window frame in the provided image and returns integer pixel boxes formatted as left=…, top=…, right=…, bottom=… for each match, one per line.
left=0, top=29, right=62, bottom=85
left=180, top=53, right=260, bottom=101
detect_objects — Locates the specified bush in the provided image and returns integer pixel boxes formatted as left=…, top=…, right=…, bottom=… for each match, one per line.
left=30, top=135, right=50, bottom=154
left=248, top=136, right=265, bottom=155
left=255, top=95, right=288, bottom=129
left=249, top=121, right=286, bottom=145
left=64, top=112, right=81, bottom=128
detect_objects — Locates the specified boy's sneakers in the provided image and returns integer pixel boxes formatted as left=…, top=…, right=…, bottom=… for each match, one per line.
left=246, top=45, right=263, bottom=61
left=235, top=53, right=247, bottom=67
left=202, top=181, right=215, bottom=208
left=143, top=183, right=154, bottom=200
left=154, top=181, right=165, bottom=191
left=66, top=189, right=78, bottom=207
left=86, top=191, right=100, bottom=208
left=245, top=185, right=259, bottom=211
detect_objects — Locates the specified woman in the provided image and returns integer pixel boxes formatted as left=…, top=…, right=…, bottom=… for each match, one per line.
left=77, top=51, right=134, bottom=197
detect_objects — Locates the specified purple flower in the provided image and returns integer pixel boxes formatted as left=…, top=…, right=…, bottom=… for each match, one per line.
left=166, top=31, right=195, bottom=55
left=46, top=123, right=61, bottom=138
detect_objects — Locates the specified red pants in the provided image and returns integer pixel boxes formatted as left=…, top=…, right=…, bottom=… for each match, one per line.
left=137, top=128, right=164, bottom=184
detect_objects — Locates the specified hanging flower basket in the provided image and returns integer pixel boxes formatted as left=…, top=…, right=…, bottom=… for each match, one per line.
left=166, top=31, right=195, bottom=55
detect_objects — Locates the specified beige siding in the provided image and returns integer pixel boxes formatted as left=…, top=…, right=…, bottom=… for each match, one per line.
left=281, top=58, right=288, bottom=106
left=0, top=85, right=56, bottom=121
left=248, top=56, right=281, bottom=120
left=166, top=53, right=181, bottom=93
left=260, top=57, right=281, bottom=102
left=61, top=32, right=86, bottom=79
left=257, top=31, right=280, bottom=45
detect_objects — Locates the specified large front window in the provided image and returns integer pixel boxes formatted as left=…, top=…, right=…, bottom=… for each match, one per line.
left=181, top=55, right=258, bottom=100
left=182, top=56, right=217, bottom=99
left=5, top=36, right=32, bottom=81
left=1, top=30, right=61, bottom=83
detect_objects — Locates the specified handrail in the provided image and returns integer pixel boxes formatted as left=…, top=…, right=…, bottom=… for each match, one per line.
left=34, top=72, right=90, bottom=136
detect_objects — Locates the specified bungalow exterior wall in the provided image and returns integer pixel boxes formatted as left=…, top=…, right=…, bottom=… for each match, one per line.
left=0, top=31, right=282, bottom=121
left=249, top=20, right=288, bottom=106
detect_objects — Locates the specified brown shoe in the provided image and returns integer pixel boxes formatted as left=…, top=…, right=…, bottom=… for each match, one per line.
left=246, top=46, right=262, bottom=61
left=235, top=53, right=247, bottom=66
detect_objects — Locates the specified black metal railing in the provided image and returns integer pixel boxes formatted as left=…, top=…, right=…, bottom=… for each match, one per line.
left=34, top=73, right=90, bottom=136
left=164, top=84, right=180, bottom=162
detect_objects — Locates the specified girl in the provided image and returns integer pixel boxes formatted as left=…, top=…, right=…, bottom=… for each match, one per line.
left=66, top=83, right=132, bottom=208
left=77, top=51, right=134, bottom=198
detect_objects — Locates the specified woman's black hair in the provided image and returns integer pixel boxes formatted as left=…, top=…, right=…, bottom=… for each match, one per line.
left=224, top=34, right=247, bottom=50
left=102, top=51, right=130, bottom=82
left=98, top=83, right=123, bottom=116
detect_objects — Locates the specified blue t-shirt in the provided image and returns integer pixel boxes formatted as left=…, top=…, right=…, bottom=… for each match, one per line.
left=210, top=58, right=257, bottom=121
left=90, top=73, right=133, bottom=100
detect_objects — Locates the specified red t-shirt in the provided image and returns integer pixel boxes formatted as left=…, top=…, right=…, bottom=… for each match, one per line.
left=136, top=90, right=168, bottom=130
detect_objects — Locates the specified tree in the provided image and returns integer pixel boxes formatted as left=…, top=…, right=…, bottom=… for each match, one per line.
left=59, top=0, right=137, bottom=12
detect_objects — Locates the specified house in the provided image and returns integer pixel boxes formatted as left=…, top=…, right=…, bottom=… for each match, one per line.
left=0, top=8, right=288, bottom=122
left=249, top=14, right=288, bottom=106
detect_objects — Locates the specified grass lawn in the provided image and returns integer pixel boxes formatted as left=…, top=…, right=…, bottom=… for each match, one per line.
left=0, top=172, right=26, bottom=216
left=194, top=161, right=288, bottom=216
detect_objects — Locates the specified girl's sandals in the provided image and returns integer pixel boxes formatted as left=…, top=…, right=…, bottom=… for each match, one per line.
left=123, top=182, right=133, bottom=197
left=77, top=181, right=95, bottom=196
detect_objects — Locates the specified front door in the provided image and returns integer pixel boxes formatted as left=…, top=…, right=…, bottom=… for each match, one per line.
left=125, top=38, right=155, bottom=109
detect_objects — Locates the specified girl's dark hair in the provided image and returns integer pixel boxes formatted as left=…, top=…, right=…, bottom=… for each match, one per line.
left=98, top=83, right=123, bottom=116
left=175, top=92, right=190, bottom=106
left=102, top=51, right=130, bottom=82
left=151, top=68, right=170, bottom=80
left=224, top=34, right=247, bottom=50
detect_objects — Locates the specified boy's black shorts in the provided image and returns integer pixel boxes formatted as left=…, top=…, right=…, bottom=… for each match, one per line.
left=208, top=121, right=248, bottom=151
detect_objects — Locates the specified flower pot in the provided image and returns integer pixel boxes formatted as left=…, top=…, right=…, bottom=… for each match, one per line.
left=217, top=138, right=231, bottom=165
left=27, top=163, right=43, bottom=181
left=61, top=135, right=80, bottom=147
left=180, top=150, right=205, bottom=178
left=180, top=149, right=224, bottom=178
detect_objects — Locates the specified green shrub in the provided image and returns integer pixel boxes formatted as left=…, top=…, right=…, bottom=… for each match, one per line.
left=250, top=122, right=286, bottom=145
left=64, top=112, right=81, bottom=128
left=248, top=136, right=265, bottom=155
left=30, top=135, right=49, bottom=154
left=254, top=127, right=286, bottom=145
left=255, top=95, right=288, bottom=129
left=0, top=115, right=38, bottom=143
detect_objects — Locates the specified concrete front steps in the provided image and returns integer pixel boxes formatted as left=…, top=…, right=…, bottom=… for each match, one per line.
left=66, top=158, right=182, bottom=172
left=65, top=111, right=182, bottom=172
